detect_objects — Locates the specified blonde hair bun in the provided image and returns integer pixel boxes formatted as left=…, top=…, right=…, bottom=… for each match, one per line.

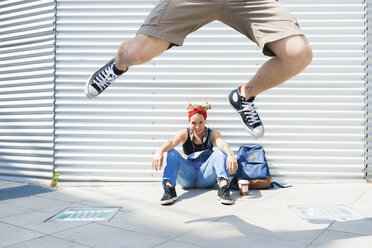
left=202, top=102, right=211, bottom=111
left=186, top=102, right=212, bottom=111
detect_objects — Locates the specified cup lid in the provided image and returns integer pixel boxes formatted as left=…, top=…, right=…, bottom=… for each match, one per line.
left=238, top=179, right=249, bottom=184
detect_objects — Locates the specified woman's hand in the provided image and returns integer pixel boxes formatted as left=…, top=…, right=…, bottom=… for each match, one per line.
left=152, top=152, right=164, bottom=171
left=212, top=131, right=238, bottom=174
left=226, top=155, right=238, bottom=174
left=151, top=129, right=187, bottom=171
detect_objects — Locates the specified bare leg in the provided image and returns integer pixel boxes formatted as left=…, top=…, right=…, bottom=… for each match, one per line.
left=220, top=178, right=228, bottom=187
left=165, top=181, right=174, bottom=187
left=85, top=34, right=171, bottom=98
left=115, top=34, right=171, bottom=71
left=240, top=35, right=313, bottom=98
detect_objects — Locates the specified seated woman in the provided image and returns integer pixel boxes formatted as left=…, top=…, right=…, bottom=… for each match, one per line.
left=152, top=103, right=238, bottom=205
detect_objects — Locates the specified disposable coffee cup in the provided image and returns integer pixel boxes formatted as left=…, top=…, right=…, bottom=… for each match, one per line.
left=238, top=179, right=249, bottom=196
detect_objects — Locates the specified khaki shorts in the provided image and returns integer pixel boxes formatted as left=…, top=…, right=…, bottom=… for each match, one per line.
left=137, top=0, right=303, bottom=56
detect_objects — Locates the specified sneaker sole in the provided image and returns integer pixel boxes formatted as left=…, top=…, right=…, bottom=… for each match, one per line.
left=218, top=196, right=233, bottom=205
left=227, top=94, right=264, bottom=138
left=85, top=74, right=95, bottom=98
left=160, top=196, right=178, bottom=205
left=85, top=58, right=116, bottom=98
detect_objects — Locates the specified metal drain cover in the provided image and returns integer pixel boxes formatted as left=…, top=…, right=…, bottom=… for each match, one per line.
left=47, top=207, right=121, bottom=222
left=290, top=205, right=364, bottom=221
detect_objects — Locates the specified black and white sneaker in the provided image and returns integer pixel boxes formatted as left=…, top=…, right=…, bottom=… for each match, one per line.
left=228, top=88, right=264, bottom=138
left=160, top=185, right=178, bottom=205
left=217, top=185, right=233, bottom=205
left=85, top=58, right=125, bottom=98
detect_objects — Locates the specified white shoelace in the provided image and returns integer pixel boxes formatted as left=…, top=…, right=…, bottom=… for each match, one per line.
left=93, top=64, right=118, bottom=90
left=238, top=101, right=261, bottom=126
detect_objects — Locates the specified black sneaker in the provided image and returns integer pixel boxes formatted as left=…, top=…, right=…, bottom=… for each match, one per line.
left=160, top=185, right=178, bottom=205
left=228, top=88, right=264, bottom=138
left=85, top=58, right=125, bottom=98
left=217, top=185, right=233, bottom=205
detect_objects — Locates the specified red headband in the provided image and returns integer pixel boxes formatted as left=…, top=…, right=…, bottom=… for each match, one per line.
left=188, top=107, right=207, bottom=120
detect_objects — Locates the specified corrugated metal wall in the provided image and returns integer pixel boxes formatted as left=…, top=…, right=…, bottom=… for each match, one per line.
left=367, top=0, right=372, bottom=182
left=54, top=0, right=367, bottom=185
left=0, top=0, right=56, bottom=184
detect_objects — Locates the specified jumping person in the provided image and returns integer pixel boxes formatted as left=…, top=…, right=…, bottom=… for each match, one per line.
left=86, top=0, right=312, bottom=138
left=151, top=103, right=238, bottom=205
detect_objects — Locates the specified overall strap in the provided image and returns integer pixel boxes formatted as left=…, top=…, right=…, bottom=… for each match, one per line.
left=207, top=128, right=213, bottom=150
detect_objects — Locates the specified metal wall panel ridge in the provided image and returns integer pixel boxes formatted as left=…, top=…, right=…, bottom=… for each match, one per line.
left=0, top=0, right=56, bottom=184
left=55, top=0, right=366, bottom=185
left=367, top=0, right=372, bottom=182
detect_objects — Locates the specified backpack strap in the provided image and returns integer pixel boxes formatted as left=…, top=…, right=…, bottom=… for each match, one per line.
left=270, top=182, right=293, bottom=188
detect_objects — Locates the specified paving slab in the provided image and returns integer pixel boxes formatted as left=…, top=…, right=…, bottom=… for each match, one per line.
left=175, top=220, right=305, bottom=248
left=176, top=207, right=329, bottom=246
left=132, top=187, right=285, bottom=223
left=78, top=186, right=162, bottom=212
left=52, top=222, right=166, bottom=248
left=33, top=189, right=90, bottom=203
left=351, top=185, right=372, bottom=217
left=38, top=202, right=98, bottom=215
left=1, top=180, right=372, bottom=248
left=0, top=202, right=33, bottom=218
left=154, top=240, right=205, bottom=248
left=0, top=221, right=44, bottom=247
left=59, top=186, right=132, bottom=201
left=1, top=210, right=91, bottom=235
left=0, top=184, right=55, bottom=201
left=133, top=192, right=237, bottom=222
left=256, top=184, right=371, bottom=207
left=5, top=235, right=90, bottom=248
left=102, top=210, right=212, bottom=240
left=2, top=195, right=69, bottom=211
left=307, top=229, right=372, bottom=248
left=0, top=181, right=24, bottom=190
left=329, top=218, right=372, bottom=236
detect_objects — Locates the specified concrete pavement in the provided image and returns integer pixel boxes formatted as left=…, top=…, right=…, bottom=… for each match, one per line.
left=0, top=179, right=371, bottom=248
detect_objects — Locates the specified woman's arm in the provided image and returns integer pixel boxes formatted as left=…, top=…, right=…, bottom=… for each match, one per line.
left=152, top=129, right=187, bottom=171
left=211, top=131, right=238, bottom=174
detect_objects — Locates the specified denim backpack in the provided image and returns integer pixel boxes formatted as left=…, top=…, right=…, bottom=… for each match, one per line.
left=231, top=144, right=272, bottom=190
left=231, top=144, right=290, bottom=190
left=236, top=144, right=270, bottom=179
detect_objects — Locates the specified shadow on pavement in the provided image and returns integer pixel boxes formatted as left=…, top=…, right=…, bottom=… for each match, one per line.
left=185, top=215, right=372, bottom=246
left=0, top=184, right=55, bottom=201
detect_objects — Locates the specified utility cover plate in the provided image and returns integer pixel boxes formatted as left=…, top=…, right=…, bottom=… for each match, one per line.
left=47, top=207, right=121, bottom=222
left=290, top=205, right=364, bottom=221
